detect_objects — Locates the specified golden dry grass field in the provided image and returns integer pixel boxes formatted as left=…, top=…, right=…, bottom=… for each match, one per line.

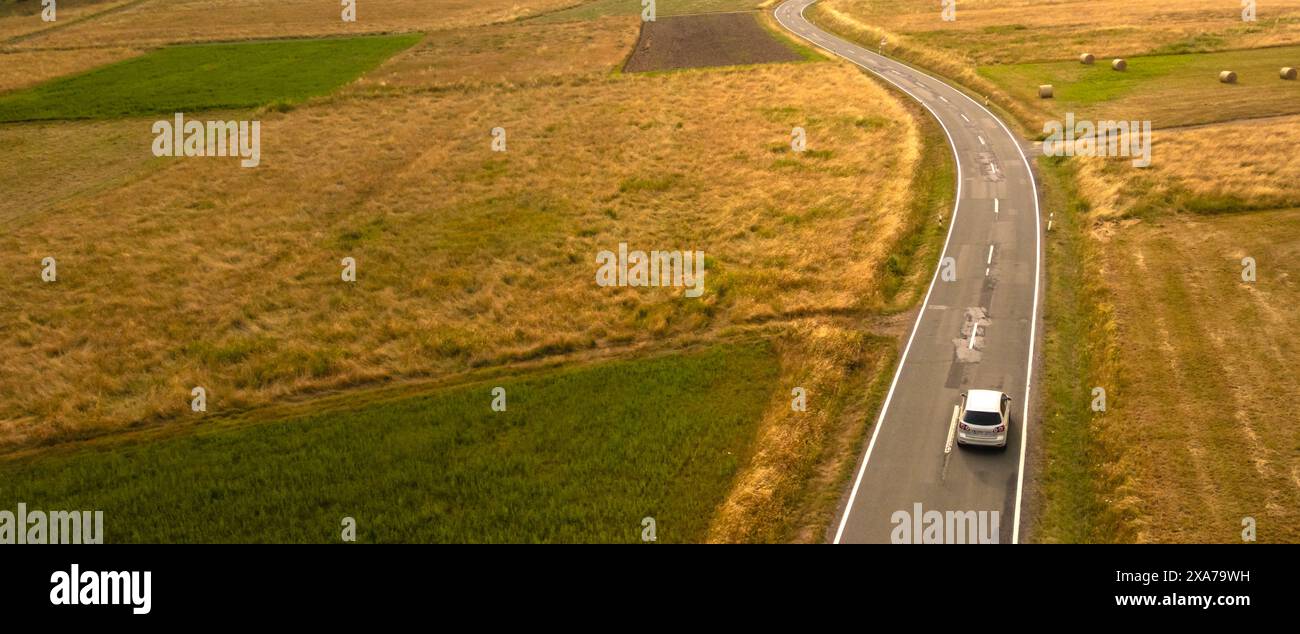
left=0, top=55, right=921, bottom=448
left=0, top=47, right=141, bottom=93
left=351, top=16, right=641, bottom=92
left=0, top=0, right=131, bottom=41
left=0, top=2, right=958, bottom=541
left=1076, top=115, right=1300, bottom=221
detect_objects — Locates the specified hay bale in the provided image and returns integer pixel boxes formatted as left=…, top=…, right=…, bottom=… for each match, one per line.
left=1282, top=67, right=1298, bottom=80
left=1112, top=58, right=1127, bottom=71
left=1080, top=53, right=1095, bottom=65
left=1038, top=84, right=1054, bottom=99
left=1219, top=70, right=1237, bottom=84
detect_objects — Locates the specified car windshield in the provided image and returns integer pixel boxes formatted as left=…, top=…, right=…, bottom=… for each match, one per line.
left=962, top=409, right=1001, bottom=427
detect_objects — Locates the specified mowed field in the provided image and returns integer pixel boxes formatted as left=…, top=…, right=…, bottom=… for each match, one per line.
left=981, top=45, right=1300, bottom=129
left=1069, top=119, right=1300, bottom=541
left=1, top=2, right=953, bottom=541
left=536, top=0, right=762, bottom=23
left=1098, top=209, right=1300, bottom=542
left=623, top=12, right=806, bottom=72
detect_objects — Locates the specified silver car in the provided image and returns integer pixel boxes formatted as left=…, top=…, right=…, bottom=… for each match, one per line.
left=956, top=389, right=1011, bottom=448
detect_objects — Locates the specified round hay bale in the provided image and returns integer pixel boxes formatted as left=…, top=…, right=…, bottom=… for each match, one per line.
left=1038, top=84, right=1054, bottom=99
left=1080, top=53, right=1095, bottom=65
left=1219, top=70, right=1237, bottom=84
left=1112, top=58, right=1127, bottom=71
left=1282, top=67, right=1298, bottom=80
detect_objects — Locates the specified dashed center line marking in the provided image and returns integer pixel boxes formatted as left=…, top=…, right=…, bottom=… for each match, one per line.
left=939, top=95, right=950, bottom=103
left=960, top=113, right=970, bottom=123
left=978, top=135, right=986, bottom=146
left=987, top=245, right=995, bottom=264
left=944, top=405, right=960, bottom=455
left=994, top=198, right=999, bottom=215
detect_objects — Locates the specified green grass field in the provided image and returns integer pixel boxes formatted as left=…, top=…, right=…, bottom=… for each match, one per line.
left=0, top=34, right=421, bottom=122
left=979, top=45, right=1300, bottom=128
left=0, top=342, right=778, bottom=543
left=535, top=0, right=760, bottom=23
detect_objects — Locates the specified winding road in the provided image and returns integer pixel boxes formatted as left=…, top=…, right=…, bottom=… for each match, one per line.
left=774, top=0, right=1043, bottom=544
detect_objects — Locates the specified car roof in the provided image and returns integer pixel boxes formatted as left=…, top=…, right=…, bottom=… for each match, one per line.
left=965, top=389, right=1003, bottom=412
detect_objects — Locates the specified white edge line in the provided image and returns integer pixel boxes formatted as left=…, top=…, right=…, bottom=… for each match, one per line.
left=776, top=1, right=965, bottom=545
left=777, top=0, right=1043, bottom=545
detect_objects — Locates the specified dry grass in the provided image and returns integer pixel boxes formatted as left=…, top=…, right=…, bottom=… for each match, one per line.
left=0, top=46, right=140, bottom=93
left=706, top=321, right=896, bottom=543
left=1097, top=210, right=1300, bottom=542
left=1074, top=114, right=1300, bottom=221
left=1144, top=116, right=1300, bottom=207
left=10, top=0, right=578, bottom=48
left=351, top=16, right=639, bottom=93
left=0, top=44, right=921, bottom=452
left=0, top=116, right=167, bottom=222
left=0, top=0, right=134, bottom=42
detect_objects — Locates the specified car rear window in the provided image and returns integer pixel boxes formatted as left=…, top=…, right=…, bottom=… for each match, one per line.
left=962, top=409, right=1001, bottom=426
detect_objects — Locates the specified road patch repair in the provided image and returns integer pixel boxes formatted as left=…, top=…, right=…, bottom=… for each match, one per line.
left=623, top=12, right=803, bottom=72
left=954, top=307, right=989, bottom=363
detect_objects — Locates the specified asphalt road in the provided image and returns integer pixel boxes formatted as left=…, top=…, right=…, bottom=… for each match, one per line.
left=774, top=0, right=1043, bottom=544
